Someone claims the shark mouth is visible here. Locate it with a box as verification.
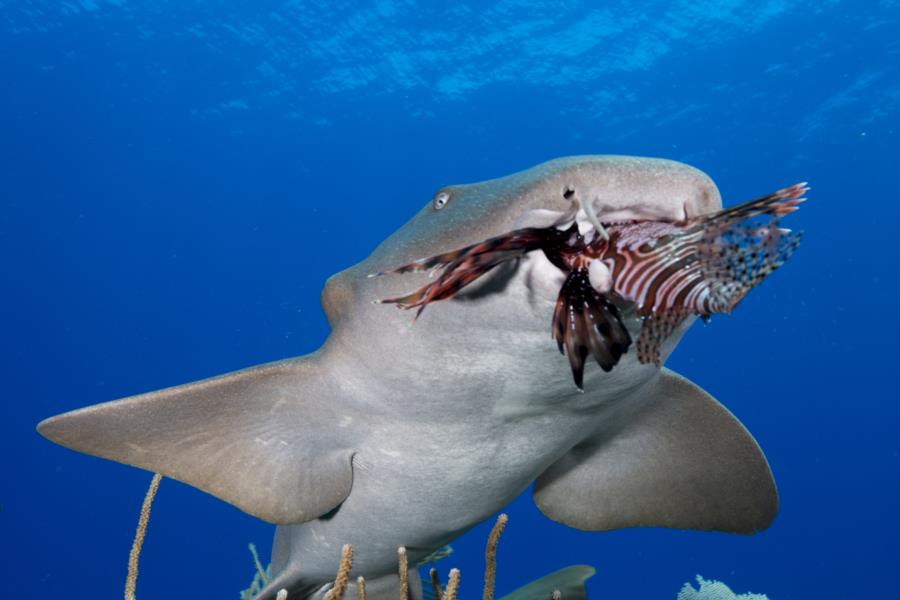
[375,184,807,390]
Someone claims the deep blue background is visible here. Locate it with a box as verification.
[2,1,898,598]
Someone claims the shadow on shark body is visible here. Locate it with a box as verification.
[38,156,780,600]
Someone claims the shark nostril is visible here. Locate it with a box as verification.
[563,187,575,200]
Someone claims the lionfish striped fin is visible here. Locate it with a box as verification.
[610,183,807,365]
[369,246,475,277]
[378,227,561,317]
[552,267,631,390]
[635,310,689,366]
[689,182,806,315]
[371,227,557,277]
[699,182,807,227]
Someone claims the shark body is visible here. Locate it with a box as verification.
[38,156,779,599]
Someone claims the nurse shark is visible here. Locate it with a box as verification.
[38,156,796,600]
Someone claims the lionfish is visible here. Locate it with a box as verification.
[375,184,806,389]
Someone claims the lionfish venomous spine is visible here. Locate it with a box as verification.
[375,184,806,389]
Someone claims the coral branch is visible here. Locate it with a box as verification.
[442,569,461,600]
[124,472,163,600]
[249,543,269,585]
[430,567,443,600]
[398,546,409,600]
[483,514,508,600]
[323,544,354,600]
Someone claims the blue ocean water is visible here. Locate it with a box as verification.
[2,1,898,598]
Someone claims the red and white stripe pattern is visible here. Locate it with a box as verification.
[598,183,806,363]
[376,183,807,386]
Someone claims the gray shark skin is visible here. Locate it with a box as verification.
[38,156,778,600]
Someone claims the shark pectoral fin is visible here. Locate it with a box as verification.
[37,358,355,525]
[498,566,595,600]
[533,368,778,534]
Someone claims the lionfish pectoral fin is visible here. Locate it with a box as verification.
[376,227,560,316]
[703,182,808,227]
[552,267,632,389]
[693,188,805,315]
[370,245,481,278]
[636,310,690,366]
[621,184,807,363]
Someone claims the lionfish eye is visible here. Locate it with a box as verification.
[433,191,450,210]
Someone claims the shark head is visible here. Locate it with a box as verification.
[322,155,722,404]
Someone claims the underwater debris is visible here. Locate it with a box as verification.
[418,545,454,566]
[677,576,769,600]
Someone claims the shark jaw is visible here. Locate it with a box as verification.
[513,192,694,237]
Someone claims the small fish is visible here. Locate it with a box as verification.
[377,183,806,389]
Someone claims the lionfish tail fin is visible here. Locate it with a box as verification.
[552,267,631,389]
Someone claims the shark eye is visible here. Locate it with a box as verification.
[433,191,450,210]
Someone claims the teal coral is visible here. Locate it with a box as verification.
[241,543,272,600]
[677,576,769,600]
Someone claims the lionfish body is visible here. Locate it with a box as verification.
[379,183,806,389]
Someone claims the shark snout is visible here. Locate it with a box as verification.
[509,157,722,237]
